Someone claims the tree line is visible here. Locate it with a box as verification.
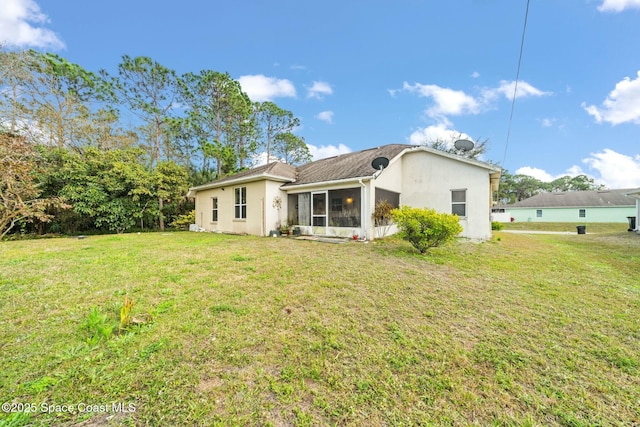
[1,48,606,238]
[496,170,605,205]
[1,49,311,238]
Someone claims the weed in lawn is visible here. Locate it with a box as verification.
[139,338,167,361]
[24,376,57,393]
[119,294,134,332]
[153,300,174,314]
[84,306,116,343]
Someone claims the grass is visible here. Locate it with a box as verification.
[501,221,629,233]
[0,231,639,426]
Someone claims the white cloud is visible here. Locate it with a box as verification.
[402,82,481,119]
[514,166,557,182]
[237,74,296,102]
[307,143,351,160]
[471,71,480,78]
[541,118,555,127]
[598,0,640,12]
[516,149,640,188]
[315,110,334,124]
[400,80,548,121]
[408,123,473,147]
[483,80,552,101]
[306,81,333,99]
[0,0,64,49]
[582,149,640,188]
[582,71,640,125]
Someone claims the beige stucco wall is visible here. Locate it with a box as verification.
[194,180,288,236]
[396,151,494,240]
[192,150,496,240]
[264,180,289,233]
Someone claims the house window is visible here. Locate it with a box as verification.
[234,187,246,219]
[536,209,542,218]
[212,197,218,222]
[579,209,586,218]
[451,190,466,217]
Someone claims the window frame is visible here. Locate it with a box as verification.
[234,187,247,220]
[451,189,467,217]
[579,209,586,218]
[536,209,542,218]
[212,197,218,222]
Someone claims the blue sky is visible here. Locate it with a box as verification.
[2,0,640,188]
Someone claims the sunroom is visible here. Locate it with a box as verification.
[285,186,400,238]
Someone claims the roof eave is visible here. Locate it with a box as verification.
[281,176,373,190]
[187,173,294,196]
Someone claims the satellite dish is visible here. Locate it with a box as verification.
[454,139,475,151]
[371,156,389,171]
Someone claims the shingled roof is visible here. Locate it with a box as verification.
[187,161,297,195]
[287,144,412,186]
[188,143,500,195]
[508,189,636,208]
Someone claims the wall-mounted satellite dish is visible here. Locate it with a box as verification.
[454,139,475,151]
[371,156,389,171]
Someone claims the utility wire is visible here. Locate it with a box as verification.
[502,0,531,167]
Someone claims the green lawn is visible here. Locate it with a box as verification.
[501,221,630,233]
[1,231,639,426]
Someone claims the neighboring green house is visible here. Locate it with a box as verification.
[505,189,636,223]
[626,189,640,233]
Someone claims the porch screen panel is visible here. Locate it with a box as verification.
[312,193,326,226]
[375,188,400,208]
[298,193,311,226]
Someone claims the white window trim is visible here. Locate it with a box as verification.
[451,189,467,218]
[234,187,247,220]
[211,197,218,222]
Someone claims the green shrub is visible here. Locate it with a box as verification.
[169,210,195,230]
[492,221,504,231]
[390,206,463,254]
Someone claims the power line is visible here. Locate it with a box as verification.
[502,0,531,167]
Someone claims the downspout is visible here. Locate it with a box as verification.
[261,197,265,237]
[359,179,367,240]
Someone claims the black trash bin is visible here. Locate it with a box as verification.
[627,216,636,232]
[576,225,586,235]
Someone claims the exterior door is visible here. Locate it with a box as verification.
[312,191,327,226]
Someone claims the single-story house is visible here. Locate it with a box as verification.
[625,189,640,233]
[187,144,502,240]
[504,188,636,223]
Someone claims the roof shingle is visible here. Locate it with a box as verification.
[188,143,500,194]
[289,144,412,186]
[507,189,636,208]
